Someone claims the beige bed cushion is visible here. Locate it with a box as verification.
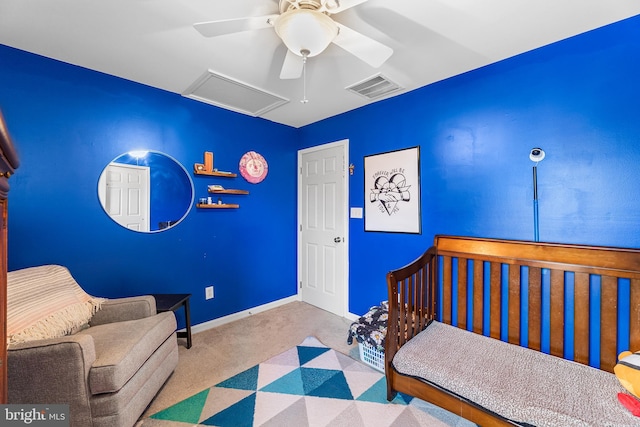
[392,321,638,427]
[7,265,105,345]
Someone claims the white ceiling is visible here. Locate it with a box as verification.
[1,0,639,128]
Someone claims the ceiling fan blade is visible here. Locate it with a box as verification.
[325,0,369,14]
[280,50,304,79]
[332,23,393,68]
[193,15,277,38]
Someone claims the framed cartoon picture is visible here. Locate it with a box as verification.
[364,146,421,233]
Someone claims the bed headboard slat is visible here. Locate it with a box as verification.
[549,269,564,359]
[442,256,453,325]
[490,263,502,340]
[600,276,618,371]
[507,266,520,345]
[458,259,468,330]
[525,266,541,352]
[629,278,640,354]
[573,272,590,366]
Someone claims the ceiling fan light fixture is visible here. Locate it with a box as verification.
[274,9,338,57]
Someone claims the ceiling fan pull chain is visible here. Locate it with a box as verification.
[301,49,310,104]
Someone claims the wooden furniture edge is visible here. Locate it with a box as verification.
[390,366,519,426]
[193,170,237,178]
[196,203,240,209]
[0,110,18,404]
[433,235,640,278]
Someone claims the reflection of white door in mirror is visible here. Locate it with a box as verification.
[98,150,194,233]
[98,163,150,232]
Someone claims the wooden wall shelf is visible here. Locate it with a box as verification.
[196,203,240,209]
[208,189,249,195]
[194,153,246,209]
[194,170,237,178]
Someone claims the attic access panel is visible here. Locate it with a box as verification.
[183,70,289,117]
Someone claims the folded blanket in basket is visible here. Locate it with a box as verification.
[347,301,388,351]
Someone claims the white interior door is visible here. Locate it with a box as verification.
[298,140,348,316]
[98,163,150,232]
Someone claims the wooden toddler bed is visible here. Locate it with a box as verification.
[385,235,640,426]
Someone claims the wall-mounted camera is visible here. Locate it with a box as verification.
[529,148,545,162]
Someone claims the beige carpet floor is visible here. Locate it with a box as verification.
[137,301,480,427]
[138,301,357,423]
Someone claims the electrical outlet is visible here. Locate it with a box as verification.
[205,286,214,300]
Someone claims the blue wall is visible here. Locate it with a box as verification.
[0,45,299,328]
[2,14,639,322]
[299,15,640,315]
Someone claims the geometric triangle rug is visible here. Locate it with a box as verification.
[139,337,476,427]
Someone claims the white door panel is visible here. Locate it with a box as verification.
[298,140,348,316]
[98,163,150,232]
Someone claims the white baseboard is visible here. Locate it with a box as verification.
[344,312,360,322]
[181,295,300,334]
[177,295,362,335]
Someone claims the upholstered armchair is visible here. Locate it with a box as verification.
[6,265,178,427]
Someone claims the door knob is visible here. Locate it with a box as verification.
[334,237,342,243]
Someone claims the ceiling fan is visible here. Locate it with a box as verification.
[193,0,393,80]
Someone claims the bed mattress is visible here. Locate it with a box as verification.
[392,321,639,427]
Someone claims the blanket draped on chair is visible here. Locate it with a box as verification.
[7,265,105,345]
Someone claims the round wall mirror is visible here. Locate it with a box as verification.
[98,150,194,233]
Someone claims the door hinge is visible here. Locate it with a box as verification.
[299,281,302,289]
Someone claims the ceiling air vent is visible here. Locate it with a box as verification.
[183,70,289,117]
[346,74,402,100]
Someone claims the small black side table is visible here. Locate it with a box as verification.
[152,293,192,349]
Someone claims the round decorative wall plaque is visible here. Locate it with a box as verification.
[239,151,268,184]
